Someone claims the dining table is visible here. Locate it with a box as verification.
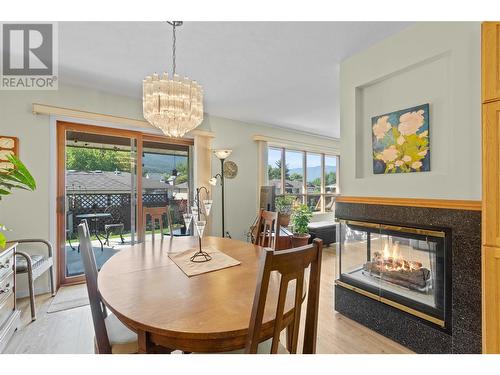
[97,235,299,353]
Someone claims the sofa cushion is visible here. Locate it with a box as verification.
[308,221,337,245]
[308,221,336,230]
[15,254,45,273]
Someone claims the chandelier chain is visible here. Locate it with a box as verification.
[172,22,176,76]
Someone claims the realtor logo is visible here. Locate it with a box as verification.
[1,23,58,90]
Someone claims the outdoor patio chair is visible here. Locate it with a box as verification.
[103,205,125,246]
[66,210,78,251]
[14,239,56,321]
[143,206,168,241]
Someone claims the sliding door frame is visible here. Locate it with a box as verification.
[56,121,193,286]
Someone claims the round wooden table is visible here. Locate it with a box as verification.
[98,236,298,353]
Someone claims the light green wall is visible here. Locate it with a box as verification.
[203,116,338,241]
[0,85,145,295]
[340,22,481,200]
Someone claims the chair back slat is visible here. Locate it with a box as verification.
[78,221,111,354]
[245,238,323,354]
[270,274,290,353]
[303,240,323,354]
[253,209,279,250]
[245,249,272,354]
[290,270,304,353]
[165,205,175,237]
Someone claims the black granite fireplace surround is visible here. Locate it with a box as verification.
[335,201,481,354]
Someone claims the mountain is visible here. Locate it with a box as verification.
[289,165,336,180]
[142,153,187,173]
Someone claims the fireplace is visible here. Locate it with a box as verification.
[337,220,450,329]
[334,200,482,354]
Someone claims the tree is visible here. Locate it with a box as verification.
[268,165,280,180]
[325,171,336,186]
[289,172,303,181]
[277,160,290,179]
[309,177,321,193]
[174,162,188,184]
[163,161,189,185]
[66,147,131,172]
[267,160,290,180]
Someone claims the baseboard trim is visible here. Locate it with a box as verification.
[15,285,52,299]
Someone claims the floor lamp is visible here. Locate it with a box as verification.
[209,149,232,237]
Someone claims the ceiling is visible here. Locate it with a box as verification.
[59,22,412,138]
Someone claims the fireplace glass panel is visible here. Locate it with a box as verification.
[338,220,446,321]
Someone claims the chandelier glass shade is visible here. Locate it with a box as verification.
[143,22,204,138]
[143,73,203,138]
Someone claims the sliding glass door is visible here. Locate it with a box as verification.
[57,123,193,285]
[141,139,190,239]
[61,128,139,282]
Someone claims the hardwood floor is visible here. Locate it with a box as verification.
[4,247,412,354]
[4,287,94,354]
[313,247,411,354]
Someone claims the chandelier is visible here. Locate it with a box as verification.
[143,21,204,138]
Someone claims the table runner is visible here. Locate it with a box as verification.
[168,246,241,277]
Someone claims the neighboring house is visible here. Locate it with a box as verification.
[66,170,189,198]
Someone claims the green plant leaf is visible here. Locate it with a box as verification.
[0,155,36,196]
[291,204,312,234]
[8,155,36,186]
[0,188,12,195]
[0,232,5,248]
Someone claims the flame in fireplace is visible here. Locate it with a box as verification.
[362,236,432,291]
[379,239,420,272]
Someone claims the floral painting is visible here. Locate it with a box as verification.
[372,104,430,174]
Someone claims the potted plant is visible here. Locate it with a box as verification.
[0,155,36,247]
[275,195,296,227]
[291,204,312,247]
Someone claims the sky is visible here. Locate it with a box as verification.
[268,148,336,170]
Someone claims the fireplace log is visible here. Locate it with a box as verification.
[363,261,431,289]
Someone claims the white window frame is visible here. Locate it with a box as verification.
[267,146,340,213]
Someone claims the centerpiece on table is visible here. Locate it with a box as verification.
[189,186,213,263]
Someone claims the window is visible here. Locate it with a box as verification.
[267,147,282,196]
[267,147,339,213]
[324,155,338,212]
[306,153,322,212]
[284,150,304,195]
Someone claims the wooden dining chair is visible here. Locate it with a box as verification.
[245,238,323,354]
[208,238,323,354]
[253,209,279,250]
[78,221,138,354]
[165,204,189,237]
[143,206,168,240]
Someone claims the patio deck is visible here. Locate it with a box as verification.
[65,236,133,277]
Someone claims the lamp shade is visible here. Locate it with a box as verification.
[208,177,217,186]
[213,149,232,160]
